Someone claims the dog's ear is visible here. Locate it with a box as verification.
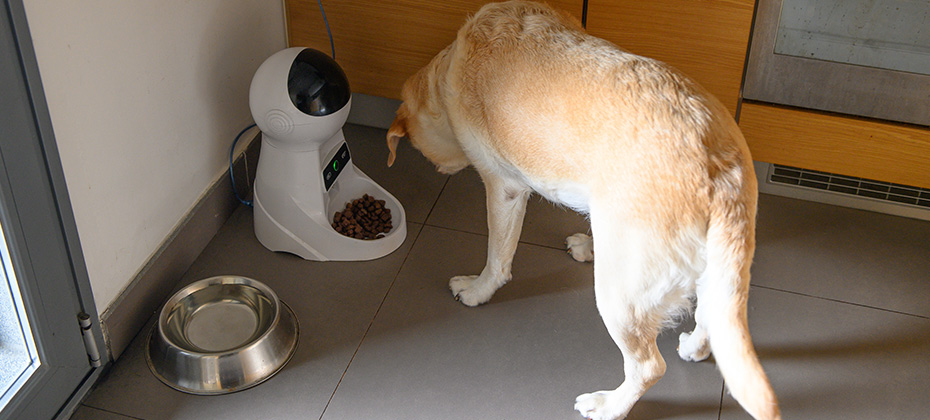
[386,107,408,167]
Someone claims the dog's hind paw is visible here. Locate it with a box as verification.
[566,233,594,262]
[677,332,711,362]
[450,275,496,307]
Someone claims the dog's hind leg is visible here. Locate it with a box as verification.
[677,319,711,362]
[450,171,530,306]
[678,275,711,362]
[575,307,665,420]
[575,287,667,420]
[575,222,669,420]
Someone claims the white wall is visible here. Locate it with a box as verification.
[22,1,287,312]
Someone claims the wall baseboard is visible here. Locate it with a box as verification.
[99,131,261,360]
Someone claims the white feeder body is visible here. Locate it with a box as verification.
[249,47,406,261]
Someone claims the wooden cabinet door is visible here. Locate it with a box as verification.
[740,102,930,189]
[585,0,754,116]
[286,0,584,100]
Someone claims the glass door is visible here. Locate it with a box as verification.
[0,1,104,419]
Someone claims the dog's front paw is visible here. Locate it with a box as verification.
[566,233,593,262]
[449,275,496,307]
[575,391,628,420]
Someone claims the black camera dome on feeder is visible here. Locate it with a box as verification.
[287,49,350,117]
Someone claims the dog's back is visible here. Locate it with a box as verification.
[447,2,752,222]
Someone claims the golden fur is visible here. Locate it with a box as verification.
[387,2,780,419]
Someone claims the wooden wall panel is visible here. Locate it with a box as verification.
[585,0,754,116]
[740,102,930,189]
[286,0,584,100]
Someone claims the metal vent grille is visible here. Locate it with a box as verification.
[769,165,930,209]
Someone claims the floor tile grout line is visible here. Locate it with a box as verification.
[750,284,930,320]
[318,168,446,419]
[77,403,146,420]
[402,223,925,321]
[420,223,487,239]
[717,380,725,420]
[317,224,426,420]
[420,175,452,226]
[418,176,585,253]
[419,222,577,254]
[421,212,927,321]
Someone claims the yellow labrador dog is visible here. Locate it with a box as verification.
[386,2,780,419]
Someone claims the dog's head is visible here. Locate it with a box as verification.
[387,49,469,175]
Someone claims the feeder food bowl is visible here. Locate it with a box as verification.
[145,276,298,395]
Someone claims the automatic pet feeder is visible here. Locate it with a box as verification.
[249,47,406,261]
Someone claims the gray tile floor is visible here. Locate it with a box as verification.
[73,124,930,420]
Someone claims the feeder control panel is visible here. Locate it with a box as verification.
[323,142,351,191]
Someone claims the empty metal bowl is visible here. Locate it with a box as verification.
[145,276,298,395]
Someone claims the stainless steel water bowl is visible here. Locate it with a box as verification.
[146,276,298,395]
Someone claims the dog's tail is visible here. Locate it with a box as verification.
[701,159,781,420]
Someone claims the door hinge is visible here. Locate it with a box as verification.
[77,312,102,367]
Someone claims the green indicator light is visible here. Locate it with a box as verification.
[333,161,340,171]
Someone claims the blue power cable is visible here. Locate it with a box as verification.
[230,4,332,207]
[229,123,257,207]
[318,0,336,59]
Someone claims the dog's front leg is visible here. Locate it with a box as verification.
[450,173,530,306]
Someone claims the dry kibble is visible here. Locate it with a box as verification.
[331,194,393,240]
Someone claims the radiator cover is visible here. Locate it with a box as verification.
[754,162,930,221]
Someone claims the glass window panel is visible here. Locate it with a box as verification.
[0,224,37,406]
[775,0,930,76]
